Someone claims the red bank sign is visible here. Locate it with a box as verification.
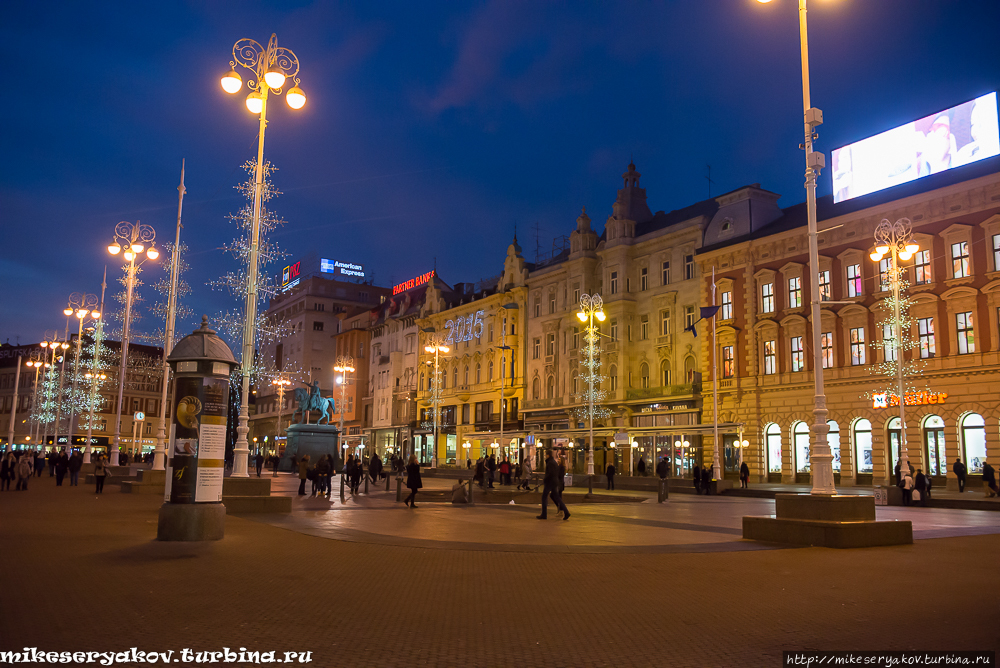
[393,270,435,295]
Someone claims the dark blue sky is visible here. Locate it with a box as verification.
[2,1,998,346]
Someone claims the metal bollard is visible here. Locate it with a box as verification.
[468,478,474,505]
[385,473,391,491]
[658,477,669,503]
[396,477,403,502]
[364,473,369,494]
[340,473,345,500]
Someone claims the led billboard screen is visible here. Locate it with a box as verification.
[832,92,999,203]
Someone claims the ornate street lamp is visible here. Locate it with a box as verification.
[220,33,307,478]
[271,376,291,476]
[334,356,356,452]
[869,217,919,482]
[576,293,606,476]
[108,220,158,464]
[63,292,100,452]
[38,333,69,448]
[423,340,450,468]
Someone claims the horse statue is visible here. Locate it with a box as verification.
[291,380,334,425]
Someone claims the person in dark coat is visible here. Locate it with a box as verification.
[894,459,902,486]
[475,458,486,487]
[34,451,44,477]
[314,455,331,497]
[68,451,83,486]
[537,450,569,520]
[486,455,497,488]
[656,457,668,479]
[404,454,422,507]
[297,454,310,496]
[54,449,69,486]
[1,452,16,491]
[47,450,56,476]
[953,458,967,493]
[739,461,750,489]
[983,461,998,498]
[914,469,927,506]
[254,452,264,477]
[637,457,646,476]
[351,455,363,493]
[692,464,702,494]
[701,466,711,495]
[92,455,108,494]
[605,462,616,490]
[369,453,383,483]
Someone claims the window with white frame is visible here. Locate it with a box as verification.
[684,254,695,280]
[533,297,540,318]
[609,271,619,295]
[661,260,671,285]
[788,277,802,308]
[918,317,935,358]
[640,314,649,340]
[878,258,891,292]
[573,287,580,305]
[883,323,897,362]
[818,270,831,301]
[821,331,834,368]
[661,361,671,386]
[957,311,974,354]
[761,282,775,313]
[847,264,863,297]
[850,327,866,365]
[722,345,734,378]
[791,336,804,372]
[684,306,695,329]
[532,338,540,360]
[572,327,579,350]
[661,310,671,336]
[914,250,932,284]
[549,292,556,314]
[640,267,648,291]
[952,241,970,278]
[763,340,777,375]
[720,291,732,320]
[610,319,618,341]
[545,333,555,356]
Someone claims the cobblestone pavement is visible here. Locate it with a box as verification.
[2,474,999,668]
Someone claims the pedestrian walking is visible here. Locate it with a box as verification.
[894,459,902,486]
[692,464,702,494]
[983,461,998,498]
[605,461,616,490]
[637,457,646,476]
[519,456,533,491]
[254,452,264,477]
[739,461,750,489]
[54,449,69,486]
[315,455,331,497]
[1,451,17,491]
[16,452,33,491]
[47,450,56,476]
[369,453,383,484]
[475,457,485,488]
[404,454,422,508]
[537,450,569,520]
[93,455,108,494]
[499,458,511,485]
[901,469,914,506]
[487,454,497,488]
[701,466,711,495]
[953,458,967,493]
[34,450,44,477]
[297,454,310,496]
[914,469,927,506]
[656,456,668,479]
[68,450,83,486]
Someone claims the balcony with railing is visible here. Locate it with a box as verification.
[624,383,700,401]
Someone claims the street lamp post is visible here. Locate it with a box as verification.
[39,334,67,448]
[25,354,43,445]
[64,293,100,452]
[272,376,290,476]
[758,0,835,495]
[82,271,108,464]
[107,221,159,465]
[334,356,355,457]
[869,217,919,482]
[153,161,187,472]
[576,294,606,476]
[220,34,307,478]
[495,302,518,469]
[5,353,22,453]
[423,341,449,468]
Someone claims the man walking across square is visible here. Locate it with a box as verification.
[537,450,569,521]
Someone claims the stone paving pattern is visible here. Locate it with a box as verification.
[2,474,999,667]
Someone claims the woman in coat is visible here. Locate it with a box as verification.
[16,452,33,491]
[1,452,16,491]
[404,454,422,508]
[739,461,750,489]
[297,454,311,496]
[92,455,108,494]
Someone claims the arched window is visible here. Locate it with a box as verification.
[793,421,810,473]
[420,373,424,391]
[609,365,618,392]
[827,420,841,472]
[887,416,903,469]
[463,366,469,386]
[765,423,782,473]
[923,414,946,476]
[475,363,481,384]
[532,377,540,400]
[487,360,493,382]
[961,412,986,473]
[546,376,555,399]
[684,356,696,383]
[853,419,873,474]
[661,360,671,387]
[640,362,649,389]
[571,372,578,395]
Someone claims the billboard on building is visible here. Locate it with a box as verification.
[320,258,365,279]
[832,92,999,203]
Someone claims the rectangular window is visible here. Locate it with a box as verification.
[720,291,733,320]
[722,346,734,378]
[626,325,632,342]
[533,298,540,318]
[640,267,648,291]
[610,319,618,341]
[761,282,774,313]
[878,258,891,292]
[791,336,804,372]
[660,310,671,336]
[821,332,834,369]
[312,321,324,331]
[640,315,649,340]
[532,338,540,360]
[549,293,556,313]
[850,327,866,365]
[882,323,897,362]
[957,311,974,354]
[609,271,618,295]
[661,261,671,285]
[847,264,862,297]
[818,270,831,301]
[918,317,935,359]
[545,333,555,356]
[573,287,580,305]
[572,327,579,350]
[914,250,932,285]
[952,241,970,278]
[684,306,695,329]
[684,254,695,280]
[763,340,777,375]
[788,276,802,308]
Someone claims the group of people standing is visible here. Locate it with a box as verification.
[470,454,521,488]
[1,448,112,493]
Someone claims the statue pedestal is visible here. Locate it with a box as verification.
[280,423,340,472]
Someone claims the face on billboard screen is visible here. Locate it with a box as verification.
[832,92,1000,203]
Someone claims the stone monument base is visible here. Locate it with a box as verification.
[279,423,340,472]
[157,503,226,541]
[742,493,912,548]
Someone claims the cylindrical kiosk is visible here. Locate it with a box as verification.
[157,316,237,541]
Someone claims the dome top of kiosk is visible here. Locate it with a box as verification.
[168,315,237,365]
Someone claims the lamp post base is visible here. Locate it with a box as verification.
[743,494,912,548]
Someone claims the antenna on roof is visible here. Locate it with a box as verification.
[706,164,716,198]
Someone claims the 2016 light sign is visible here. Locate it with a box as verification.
[445,310,485,344]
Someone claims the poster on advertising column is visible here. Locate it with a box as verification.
[169,376,229,504]
[195,377,228,502]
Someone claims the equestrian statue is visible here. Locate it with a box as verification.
[291,380,334,425]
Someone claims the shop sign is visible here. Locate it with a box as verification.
[872,391,948,409]
[393,270,435,295]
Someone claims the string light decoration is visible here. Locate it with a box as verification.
[573,293,612,476]
[144,241,194,346]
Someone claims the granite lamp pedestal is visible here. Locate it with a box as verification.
[279,423,340,472]
[743,494,912,548]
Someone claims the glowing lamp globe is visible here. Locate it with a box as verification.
[91,312,101,319]
[220,68,242,94]
[130,243,144,254]
[898,251,913,261]
[245,91,263,114]
[905,243,920,254]
[146,246,159,260]
[63,308,74,316]
[595,311,607,322]
[285,85,306,109]
[124,251,135,261]
[576,311,587,322]
[263,66,286,90]
[108,243,121,255]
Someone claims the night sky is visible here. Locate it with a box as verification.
[2,1,998,347]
